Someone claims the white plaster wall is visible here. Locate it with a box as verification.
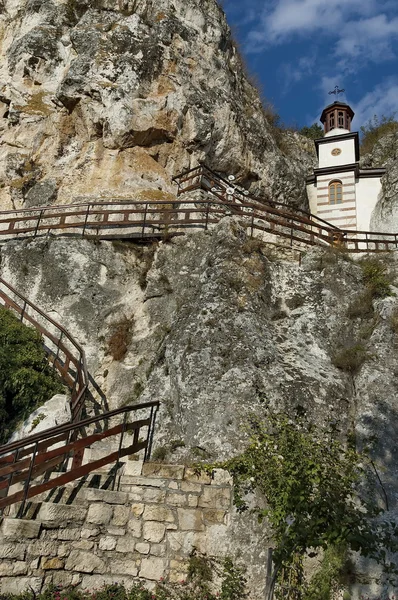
[306,183,318,215]
[318,137,356,169]
[356,177,383,232]
[325,128,350,138]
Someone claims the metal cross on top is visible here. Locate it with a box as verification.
[329,85,345,99]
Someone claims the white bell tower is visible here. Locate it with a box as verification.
[306,98,385,232]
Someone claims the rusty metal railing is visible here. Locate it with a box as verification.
[0,401,159,517]
[0,278,88,421]
[173,164,398,253]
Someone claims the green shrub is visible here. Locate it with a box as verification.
[360,257,392,299]
[360,114,398,155]
[332,343,367,373]
[304,545,348,600]
[0,307,64,444]
[346,290,374,319]
[299,123,324,140]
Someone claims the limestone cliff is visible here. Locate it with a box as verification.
[2,223,398,597]
[0,0,314,211]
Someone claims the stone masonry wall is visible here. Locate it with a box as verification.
[0,463,268,598]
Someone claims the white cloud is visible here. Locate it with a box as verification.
[245,0,398,67]
[352,78,398,128]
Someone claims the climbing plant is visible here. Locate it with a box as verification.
[205,411,398,599]
[0,307,64,444]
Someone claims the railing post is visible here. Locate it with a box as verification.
[205,202,210,230]
[265,548,274,600]
[82,204,91,237]
[144,404,158,462]
[17,441,39,519]
[142,203,148,238]
[54,331,64,371]
[112,412,128,491]
[34,210,44,238]
[20,301,27,322]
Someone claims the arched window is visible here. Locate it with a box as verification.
[338,111,345,127]
[329,180,343,204]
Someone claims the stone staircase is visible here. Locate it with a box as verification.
[0,462,234,594]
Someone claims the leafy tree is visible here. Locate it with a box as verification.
[0,307,64,444]
[299,123,324,140]
[210,411,398,599]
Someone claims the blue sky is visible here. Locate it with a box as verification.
[221,0,398,131]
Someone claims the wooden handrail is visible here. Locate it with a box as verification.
[0,278,88,421]
[0,401,159,514]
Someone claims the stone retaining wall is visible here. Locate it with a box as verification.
[0,464,268,597]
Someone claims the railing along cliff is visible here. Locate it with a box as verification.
[0,165,396,252]
[0,401,159,517]
[0,277,87,421]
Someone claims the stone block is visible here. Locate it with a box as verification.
[127,519,142,538]
[135,542,150,554]
[80,575,135,590]
[79,488,128,505]
[57,544,70,558]
[150,544,166,557]
[81,528,100,539]
[52,572,73,588]
[28,540,58,557]
[112,505,130,526]
[187,495,199,508]
[166,492,187,506]
[129,477,166,488]
[203,509,227,524]
[127,487,144,501]
[141,488,166,503]
[124,459,143,477]
[184,468,211,484]
[143,505,174,522]
[177,508,204,531]
[142,463,185,479]
[0,577,43,594]
[65,550,106,574]
[0,543,25,560]
[198,486,231,509]
[211,469,233,486]
[110,558,139,576]
[13,562,28,576]
[107,527,126,536]
[75,540,94,550]
[1,518,41,539]
[0,563,14,576]
[170,559,189,573]
[99,536,117,551]
[143,521,166,543]
[168,481,179,490]
[42,557,65,570]
[30,558,40,570]
[38,503,87,524]
[131,503,145,517]
[180,481,203,493]
[116,535,136,553]
[87,503,113,525]
[57,528,81,541]
[139,557,166,580]
[168,531,206,555]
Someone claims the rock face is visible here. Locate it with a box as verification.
[361,132,398,232]
[2,222,398,596]
[8,393,71,443]
[0,0,315,211]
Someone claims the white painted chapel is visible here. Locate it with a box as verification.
[306,101,386,232]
